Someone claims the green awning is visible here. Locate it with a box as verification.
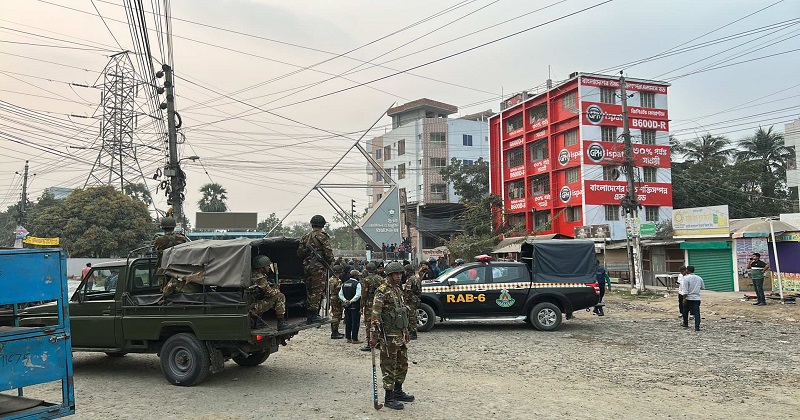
[679,241,731,250]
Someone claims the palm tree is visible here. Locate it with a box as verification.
[198,183,228,212]
[682,133,732,166]
[735,126,792,198]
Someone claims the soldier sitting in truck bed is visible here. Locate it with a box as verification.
[249,255,288,331]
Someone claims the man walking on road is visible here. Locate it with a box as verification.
[676,266,688,318]
[748,253,769,306]
[81,263,94,290]
[682,266,705,331]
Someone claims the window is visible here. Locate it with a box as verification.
[463,159,474,167]
[603,166,620,181]
[788,146,797,170]
[375,193,382,201]
[601,126,618,142]
[430,132,446,148]
[643,167,657,182]
[533,210,551,230]
[562,91,576,110]
[507,180,525,199]
[131,265,159,293]
[430,157,446,168]
[645,206,659,221]
[397,139,405,156]
[452,266,488,285]
[565,206,581,222]
[375,149,382,160]
[605,205,621,221]
[529,140,549,161]
[507,213,526,229]
[506,115,523,132]
[566,167,580,184]
[384,145,392,160]
[640,92,655,108]
[463,134,473,146]
[375,171,383,182]
[600,88,616,104]
[641,129,656,145]
[507,147,524,168]
[430,184,446,200]
[530,174,550,196]
[398,163,406,180]
[385,168,392,178]
[529,104,547,122]
[491,265,526,283]
[565,129,578,146]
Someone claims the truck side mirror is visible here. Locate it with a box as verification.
[447,279,457,286]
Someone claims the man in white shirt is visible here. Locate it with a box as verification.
[676,266,687,318]
[339,270,363,344]
[682,266,705,331]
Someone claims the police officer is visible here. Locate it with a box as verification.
[359,262,384,351]
[369,262,415,410]
[297,215,333,324]
[155,217,190,294]
[403,264,422,340]
[328,265,345,339]
[249,255,288,331]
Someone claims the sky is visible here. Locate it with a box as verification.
[1,0,799,228]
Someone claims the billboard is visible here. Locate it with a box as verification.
[584,181,672,206]
[195,212,258,229]
[356,186,402,249]
[672,205,730,238]
[581,102,669,131]
[582,141,671,168]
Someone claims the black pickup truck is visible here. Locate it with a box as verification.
[417,240,600,332]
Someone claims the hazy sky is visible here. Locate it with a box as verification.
[1,0,798,227]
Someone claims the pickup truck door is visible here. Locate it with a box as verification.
[70,266,124,348]
[486,264,530,316]
[439,266,493,315]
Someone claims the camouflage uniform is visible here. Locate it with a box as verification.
[371,281,410,391]
[361,273,383,327]
[328,273,343,333]
[249,271,286,317]
[403,273,422,334]
[297,227,333,313]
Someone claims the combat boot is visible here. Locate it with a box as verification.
[252,315,268,329]
[306,310,326,324]
[393,383,415,402]
[596,306,605,317]
[410,331,418,340]
[276,318,289,331]
[330,325,344,339]
[384,390,404,410]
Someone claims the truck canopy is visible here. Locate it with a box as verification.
[161,237,304,288]
[520,240,598,283]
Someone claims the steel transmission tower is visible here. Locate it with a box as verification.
[86,51,141,189]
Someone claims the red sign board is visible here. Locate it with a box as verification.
[529,158,550,174]
[504,135,524,150]
[581,102,669,131]
[508,197,526,211]
[507,165,525,180]
[555,183,583,207]
[583,141,671,168]
[555,143,581,168]
[530,193,552,210]
[580,77,668,94]
[584,181,673,206]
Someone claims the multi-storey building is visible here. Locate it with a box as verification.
[784,119,800,210]
[368,99,490,260]
[489,73,672,240]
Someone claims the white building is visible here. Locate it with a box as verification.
[784,119,800,209]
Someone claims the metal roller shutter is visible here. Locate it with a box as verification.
[688,249,734,292]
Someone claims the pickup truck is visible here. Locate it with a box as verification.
[20,237,327,386]
[417,240,600,332]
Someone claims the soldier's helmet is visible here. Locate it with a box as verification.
[455,258,465,266]
[404,264,414,272]
[366,262,376,272]
[384,261,404,275]
[310,214,326,227]
[160,217,177,229]
[350,269,361,278]
[333,264,343,273]
[252,255,272,269]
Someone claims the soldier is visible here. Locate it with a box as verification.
[369,262,415,410]
[359,262,384,351]
[403,264,422,340]
[155,217,190,295]
[297,214,333,324]
[249,255,288,331]
[328,265,345,339]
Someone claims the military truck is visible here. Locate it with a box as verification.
[20,237,327,386]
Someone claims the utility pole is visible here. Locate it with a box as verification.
[351,199,356,250]
[160,64,185,226]
[620,73,645,293]
[13,161,30,248]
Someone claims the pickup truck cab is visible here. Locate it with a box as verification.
[417,240,600,332]
[21,237,326,386]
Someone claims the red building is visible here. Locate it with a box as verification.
[489,73,672,241]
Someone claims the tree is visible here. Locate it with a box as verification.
[124,182,152,205]
[198,183,228,212]
[439,157,492,202]
[735,126,792,200]
[258,212,289,237]
[682,133,731,166]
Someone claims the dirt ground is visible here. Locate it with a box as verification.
[7,288,800,420]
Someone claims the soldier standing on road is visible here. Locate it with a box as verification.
[249,255,288,331]
[297,215,333,324]
[155,217,190,294]
[360,262,384,351]
[403,264,422,340]
[370,262,415,410]
[328,265,345,339]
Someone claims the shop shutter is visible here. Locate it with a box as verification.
[688,249,734,292]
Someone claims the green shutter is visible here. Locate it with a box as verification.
[687,249,734,292]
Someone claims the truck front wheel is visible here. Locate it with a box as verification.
[233,351,270,367]
[530,302,562,331]
[417,303,435,332]
[160,333,211,386]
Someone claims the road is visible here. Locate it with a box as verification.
[5,289,799,419]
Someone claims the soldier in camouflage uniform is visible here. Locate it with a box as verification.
[297,214,333,324]
[249,255,288,331]
[154,217,191,295]
[328,265,345,339]
[403,264,422,340]
[369,262,415,410]
[359,262,384,351]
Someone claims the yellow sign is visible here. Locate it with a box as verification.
[673,205,730,237]
[446,294,486,303]
[22,236,60,246]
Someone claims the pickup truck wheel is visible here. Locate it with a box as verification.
[105,352,128,357]
[233,351,270,367]
[160,333,210,386]
[530,302,562,331]
[417,303,435,332]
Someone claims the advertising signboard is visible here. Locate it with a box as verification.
[583,141,671,168]
[581,102,669,131]
[580,76,668,93]
[672,205,730,238]
[584,181,672,206]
